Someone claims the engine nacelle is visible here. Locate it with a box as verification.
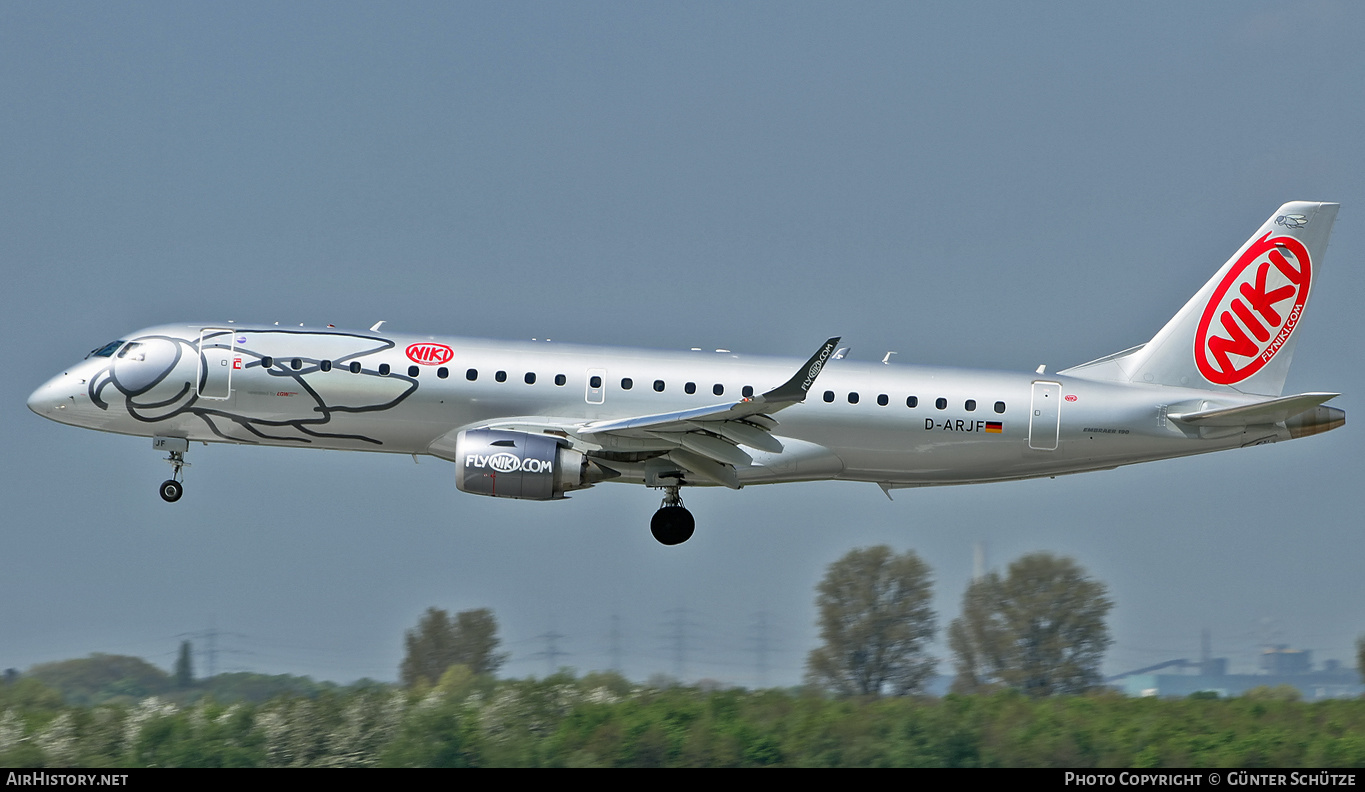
[454,428,593,500]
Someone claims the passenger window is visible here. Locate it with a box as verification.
[713,384,724,396]
[685,382,696,394]
[261,356,274,368]
[621,378,633,390]
[742,385,754,398]
[823,390,835,403]
[292,358,303,370]
[994,401,1006,414]
[350,362,361,374]
[379,363,391,376]
[495,371,507,383]
[877,394,889,406]
[408,365,419,377]
[555,374,566,386]
[935,398,947,410]
[848,392,860,404]
[320,360,332,372]
[965,399,976,411]
[653,380,665,392]
[525,372,536,384]
[590,375,602,388]
[437,367,449,379]
[907,396,919,408]
[466,368,478,381]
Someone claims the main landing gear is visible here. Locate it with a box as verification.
[650,484,695,546]
[155,437,190,503]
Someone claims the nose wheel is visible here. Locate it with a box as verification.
[159,479,184,503]
[650,485,695,545]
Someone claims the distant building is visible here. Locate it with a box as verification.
[1260,645,1312,676]
[1112,647,1363,700]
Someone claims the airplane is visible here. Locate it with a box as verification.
[28,201,1345,545]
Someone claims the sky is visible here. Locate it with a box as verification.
[3,1,1363,688]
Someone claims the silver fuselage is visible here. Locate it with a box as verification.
[28,323,1309,491]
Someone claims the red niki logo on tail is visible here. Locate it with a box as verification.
[1194,233,1311,385]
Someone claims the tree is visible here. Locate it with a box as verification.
[948,552,1112,697]
[175,640,194,688]
[804,545,937,696]
[27,654,173,706]
[400,607,508,688]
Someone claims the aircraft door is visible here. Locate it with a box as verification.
[585,368,606,405]
[197,328,239,400]
[1028,380,1061,451]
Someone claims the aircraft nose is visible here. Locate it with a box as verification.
[28,374,73,417]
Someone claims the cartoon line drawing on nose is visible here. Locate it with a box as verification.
[86,329,419,446]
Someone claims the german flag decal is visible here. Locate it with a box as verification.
[985,422,1003,434]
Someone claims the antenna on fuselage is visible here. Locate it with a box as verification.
[370,321,386,332]
[882,351,897,364]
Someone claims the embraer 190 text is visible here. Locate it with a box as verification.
[29,202,1345,544]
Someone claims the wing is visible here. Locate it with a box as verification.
[575,337,840,488]
[429,337,840,489]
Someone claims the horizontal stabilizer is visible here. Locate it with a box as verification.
[1167,392,1340,427]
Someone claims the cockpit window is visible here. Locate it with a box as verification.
[86,340,126,359]
[116,342,146,361]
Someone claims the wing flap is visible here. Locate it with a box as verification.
[689,420,784,453]
[649,430,753,467]
[666,449,741,489]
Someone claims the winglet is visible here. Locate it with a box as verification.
[760,337,841,405]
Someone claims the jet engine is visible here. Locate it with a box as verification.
[454,428,604,500]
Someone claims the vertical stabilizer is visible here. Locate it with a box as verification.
[1067,202,1337,396]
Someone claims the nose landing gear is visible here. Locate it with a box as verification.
[154,437,190,503]
[650,484,695,546]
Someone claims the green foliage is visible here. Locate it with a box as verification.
[27,654,173,706]
[197,672,337,704]
[379,690,481,767]
[0,677,64,712]
[10,656,1365,767]
[805,546,937,697]
[131,699,265,767]
[949,553,1112,697]
[1243,685,1303,702]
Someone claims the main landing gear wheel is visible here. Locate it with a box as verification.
[651,506,695,546]
[159,480,184,503]
[650,483,694,545]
